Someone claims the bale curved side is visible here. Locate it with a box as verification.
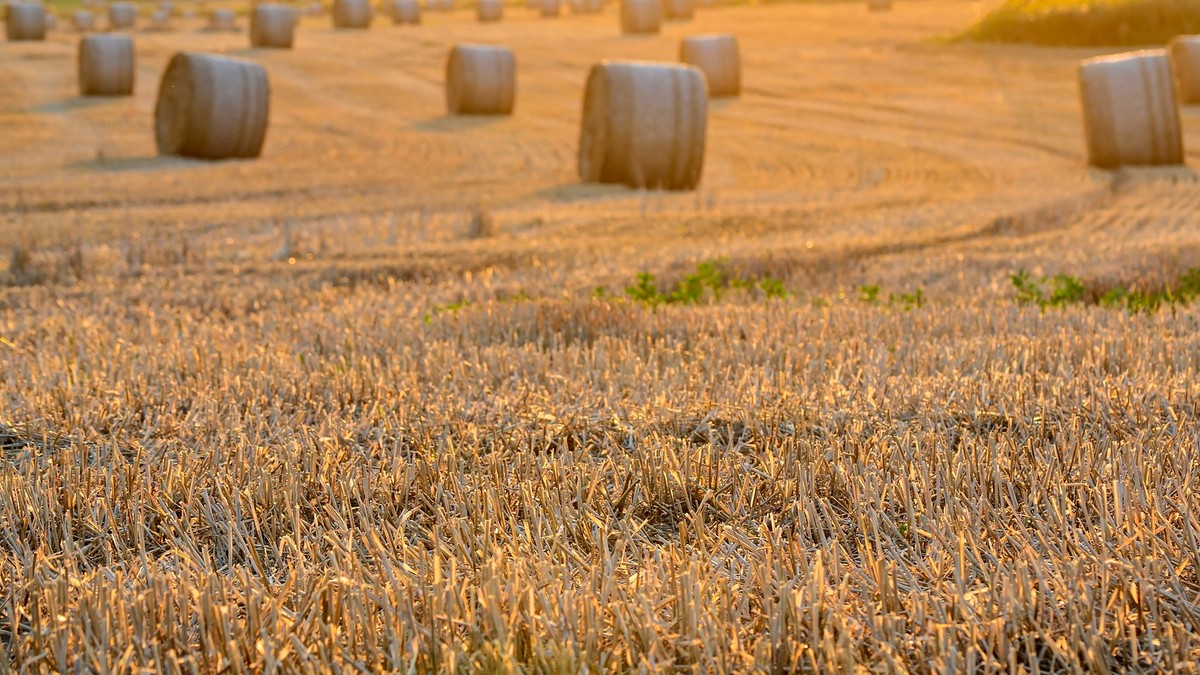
[1170,36,1200,105]
[386,0,419,22]
[107,2,135,29]
[6,3,47,40]
[1079,50,1182,169]
[540,0,559,17]
[147,8,170,29]
[476,0,501,21]
[620,0,659,34]
[208,8,236,31]
[155,52,271,160]
[332,0,371,26]
[250,4,295,47]
[679,33,740,98]
[445,44,516,115]
[79,34,134,96]
[578,61,708,190]
[73,10,94,32]
[662,0,690,19]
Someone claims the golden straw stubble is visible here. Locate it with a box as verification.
[154,52,270,160]
[578,61,708,190]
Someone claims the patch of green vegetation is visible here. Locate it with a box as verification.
[622,259,788,307]
[424,299,471,323]
[855,284,925,310]
[1012,268,1200,312]
[961,0,1200,47]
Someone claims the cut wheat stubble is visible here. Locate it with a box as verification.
[680,33,740,98]
[333,0,371,27]
[1170,36,1200,105]
[6,2,47,40]
[445,44,515,115]
[578,61,707,190]
[620,0,659,34]
[250,4,295,47]
[78,34,134,96]
[154,52,270,160]
[1078,50,1183,169]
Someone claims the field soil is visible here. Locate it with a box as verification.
[2,1,1200,670]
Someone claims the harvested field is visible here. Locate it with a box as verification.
[2,1,1200,670]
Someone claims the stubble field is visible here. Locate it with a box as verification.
[2,0,1200,671]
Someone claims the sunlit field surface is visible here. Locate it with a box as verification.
[3,0,1200,670]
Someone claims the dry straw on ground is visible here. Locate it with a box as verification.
[154,52,270,160]
[679,33,741,98]
[333,0,372,28]
[250,4,295,47]
[107,1,136,28]
[5,2,46,40]
[579,61,708,190]
[78,34,134,97]
[1078,50,1183,169]
[1171,36,1200,104]
[476,0,502,22]
[445,44,516,115]
[620,0,660,34]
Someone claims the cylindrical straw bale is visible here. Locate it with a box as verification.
[662,0,690,19]
[73,10,94,31]
[332,0,370,26]
[570,0,602,13]
[445,44,515,115]
[388,0,418,22]
[476,0,501,21]
[208,8,236,30]
[578,61,708,190]
[107,2,135,28]
[620,0,659,34]
[155,52,270,160]
[867,0,890,11]
[540,0,559,16]
[6,2,47,40]
[1079,50,1183,169]
[147,8,170,29]
[427,0,451,10]
[79,34,134,96]
[679,33,739,97]
[250,4,294,47]
[1170,36,1200,105]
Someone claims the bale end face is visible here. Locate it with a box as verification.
[680,33,740,98]
[578,61,708,191]
[6,3,47,40]
[108,2,136,29]
[155,52,271,160]
[445,44,516,115]
[1078,50,1183,169]
[476,0,502,21]
[1170,36,1200,105]
[79,34,135,96]
[250,4,295,47]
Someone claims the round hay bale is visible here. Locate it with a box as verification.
[387,0,419,23]
[620,0,659,34]
[208,7,236,30]
[73,10,95,32]
[445,44,515,115]
[332,0,371,26]
[1079,50,1182,169]
[6,2,47,40]
[79,34,134,96]
[250,4,294,47]
[569,0,602,14]
[147,8,170,29]
[1170,36,1200,105]
[155,52,270,160]
[540,0,559,16]
[662,0,690,19]
[107,2,135,29]
[679,33,739,98]
[578,61,707,190]
[866,0,890,10]
[426,0,451,10]
[476,0,501,21]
